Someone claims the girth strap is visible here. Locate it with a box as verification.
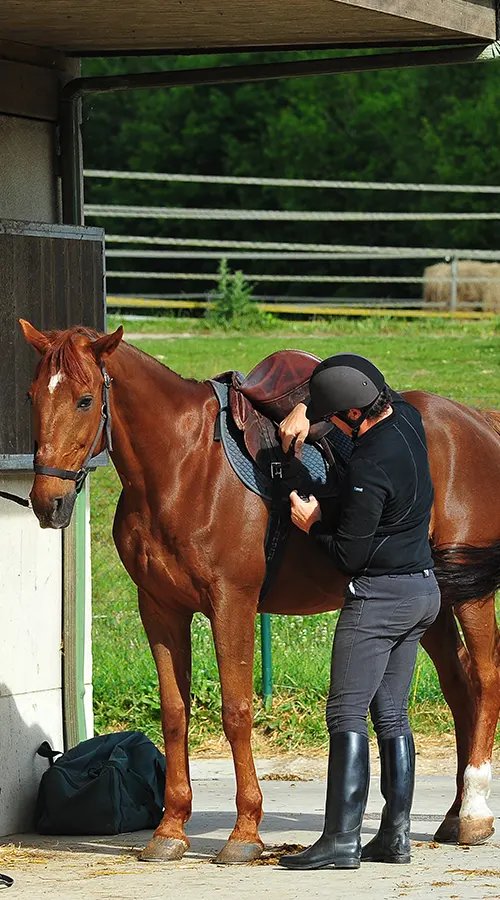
[259,461,292,606]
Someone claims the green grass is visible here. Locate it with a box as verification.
[91,315,500,751]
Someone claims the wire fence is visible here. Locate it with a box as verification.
[84,170,500,315]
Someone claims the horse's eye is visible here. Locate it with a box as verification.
[26,392,33,404]
[77,395,94,410]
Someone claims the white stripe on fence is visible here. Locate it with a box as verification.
[106,271,500,284]
[84,169,500,194]
[103,235,500,260]
[105,248,500,263]
[87,205,500,222]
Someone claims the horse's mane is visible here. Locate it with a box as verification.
[34,326,202,390]
[35,326,100,387]
[476,407,500,439]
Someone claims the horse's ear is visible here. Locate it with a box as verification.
[90,326,124,361]
[19,319,51,354]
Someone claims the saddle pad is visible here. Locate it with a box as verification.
[325,425,354,469]
[209,379,338,501]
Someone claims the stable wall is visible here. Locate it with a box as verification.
[0,45,93,837]
[0,116,57,222]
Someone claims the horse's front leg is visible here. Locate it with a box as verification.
[210,590,264,864]
[455,595,500,845]
[138,589,194,862]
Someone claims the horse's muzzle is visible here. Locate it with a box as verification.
[31,491,77,529]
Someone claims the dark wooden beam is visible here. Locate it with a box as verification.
[61,42,498,102]
[0,0,495,54]
[0,59,59,121]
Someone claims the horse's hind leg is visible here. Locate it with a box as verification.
[138,590,194,862]
[210,592,264,864]
[420,606,475,844]
[454,594,500,845]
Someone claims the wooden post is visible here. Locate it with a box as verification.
[60,90,90,746]
[450,257,458,312]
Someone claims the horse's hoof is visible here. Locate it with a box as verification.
[139,836,189,862]
[214,840,264,865]
[434,814,459,844]
[458,817,495,845]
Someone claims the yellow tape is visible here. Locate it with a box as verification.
[106,297,495,320]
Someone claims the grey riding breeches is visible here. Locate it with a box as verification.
[326,571,441,740]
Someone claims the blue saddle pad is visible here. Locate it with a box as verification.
[209,379,348,502]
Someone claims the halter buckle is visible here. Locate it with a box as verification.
[75,469,87,493]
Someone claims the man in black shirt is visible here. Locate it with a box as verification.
[278,353,441,871]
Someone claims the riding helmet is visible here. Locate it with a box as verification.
[306,353,386,423]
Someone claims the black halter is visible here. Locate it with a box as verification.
[33,362,113,494]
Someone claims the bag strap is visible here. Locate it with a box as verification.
[0,873,13,888]
[36,741,63,767]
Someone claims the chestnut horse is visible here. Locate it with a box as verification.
[21,320,500,864]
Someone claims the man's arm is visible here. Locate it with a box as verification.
[309,459,392,574]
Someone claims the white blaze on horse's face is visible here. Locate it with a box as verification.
[48,371,64,394]
[460,762,493,820]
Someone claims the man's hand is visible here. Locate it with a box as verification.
[279,402,310,457]
[290,490,322,533]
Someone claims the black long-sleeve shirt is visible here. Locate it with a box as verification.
[309,396,434,576]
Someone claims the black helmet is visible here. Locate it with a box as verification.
[306,353,386,424]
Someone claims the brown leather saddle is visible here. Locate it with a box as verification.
[228,349,336,476]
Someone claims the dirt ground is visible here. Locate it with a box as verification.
[2,744,499,900]
[192,733,500,776]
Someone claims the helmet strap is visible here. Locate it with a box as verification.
[336,395,381,440]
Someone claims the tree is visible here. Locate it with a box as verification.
[82,53,500,299]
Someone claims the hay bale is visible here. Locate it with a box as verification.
[423,261,500,312]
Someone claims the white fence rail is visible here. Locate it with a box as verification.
[87,204,500,222]
[85,169,500,194]
[104,235,500,259]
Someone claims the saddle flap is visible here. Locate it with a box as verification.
[243,409,278,465]
[238,350,321,423]
[230,379,252,431]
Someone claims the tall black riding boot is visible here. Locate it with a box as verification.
[361,733,415,864]
[279,731,370,870]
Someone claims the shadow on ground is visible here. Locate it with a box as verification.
[3,809,438,861]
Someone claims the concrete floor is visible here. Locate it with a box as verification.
[2,757,499,900]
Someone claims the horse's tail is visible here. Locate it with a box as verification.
[430,407,500,604]
[432,541,500,604]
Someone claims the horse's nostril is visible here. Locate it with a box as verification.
[54,497,65,514]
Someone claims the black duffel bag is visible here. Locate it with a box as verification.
[35,730,165,835]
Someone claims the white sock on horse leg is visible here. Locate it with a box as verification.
[460,762,493,820]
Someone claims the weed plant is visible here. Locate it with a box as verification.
[204,259,274,331]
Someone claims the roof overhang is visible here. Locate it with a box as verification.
[0,0,496,56]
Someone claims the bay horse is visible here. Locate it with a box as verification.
[20,320,500,864]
